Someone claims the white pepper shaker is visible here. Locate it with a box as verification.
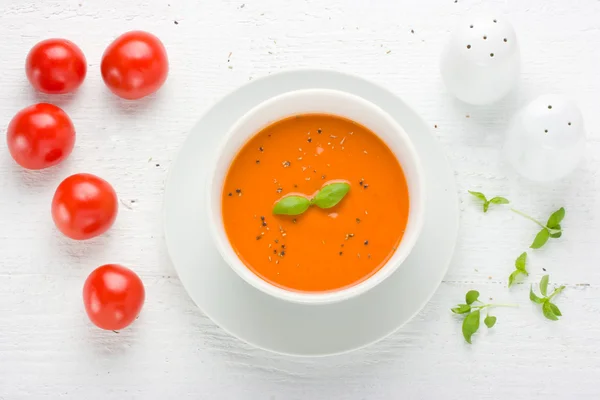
[440,15,520,105]
[504,94,585,182]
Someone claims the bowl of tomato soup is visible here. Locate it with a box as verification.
[208,89,424,305]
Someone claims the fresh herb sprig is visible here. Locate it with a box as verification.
[273,182,350,216]
[530,275,565,321]
[451,290,516,343]
[511,207,565,249]
[508,252,529,288]
[468,191,510,213]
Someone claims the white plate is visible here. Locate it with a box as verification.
[164,69,459,357]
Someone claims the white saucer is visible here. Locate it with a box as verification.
[164,69,459,357]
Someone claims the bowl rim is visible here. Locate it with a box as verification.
[206,88,425,305]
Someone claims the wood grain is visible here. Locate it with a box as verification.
[1,0,599,398]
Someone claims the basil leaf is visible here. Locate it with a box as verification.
[508,270,523,288]
[530,286,544,304]
[542,301,559,321]
[547,207,565,229]
[465,290,479,305]
[540,275,549,297]
[462,310,480,344]
[515,252,528,273]
[549,224,562,238]
[313,182,350,209]
[484,315,497,328]
[530,228,550,249]
[548,302,562,317]
[489,197,510,205]
[468,191,487,203]
[272,195,311,216]
[451,304,471,314]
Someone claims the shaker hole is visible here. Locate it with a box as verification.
[568,122,572,126]
[490,53,495,57]
[467,44,471,49]
[503,38,508,42]
[548,105,553,109]
[544,129,548,133]
[483,35,487,40]
[470,24,474,28]
[493,19,498,23]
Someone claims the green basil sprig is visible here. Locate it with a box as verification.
[272,182,350,216]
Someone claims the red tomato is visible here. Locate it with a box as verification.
[6,103,76,170]
[101,31,168,100]
[52,173,118,240]
[26,39,87,94]
[83,264,145,330]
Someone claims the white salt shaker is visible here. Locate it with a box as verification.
[440,15,520,105]
[504,94,585,182]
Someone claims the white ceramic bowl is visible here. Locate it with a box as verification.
[207,89,425,305]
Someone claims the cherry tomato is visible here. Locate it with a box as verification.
[7,103,76,170]
[83,264,145,330]
[52,173,118,240]
[101,31,168,100]
[26,39,87,94]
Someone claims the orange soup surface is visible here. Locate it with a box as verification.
[222,114,409,292]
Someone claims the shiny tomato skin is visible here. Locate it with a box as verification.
[26,39,87,94]
[83,264,145,330]
[100,31,168,100]
[7,103,76,170]
[52,173,118,240]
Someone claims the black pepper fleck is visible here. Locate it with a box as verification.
[307,138,312,143]
[228,193,233,197]
[276,187,283,193]
[274,239,279,244]
[339,251,343,256]
[155,163,160,167]
[363,184,369,189]
[256,159,260,164]
[260,216,265,221]
[256,236,261,240]
[359,179,364,186]
[280,251,285,257]
[259,146,264,152]
[364,240,369,245]
[281,244,286,249]
[292,219,297,224]
[321,175,326,179]
[356,218,361,223]
[317,129,322,134]
[282,161,291,167]
[293,184,298,188]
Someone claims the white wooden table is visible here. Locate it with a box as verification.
[1,0,599,398]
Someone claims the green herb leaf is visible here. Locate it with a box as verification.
[549,224,562,238]
[508,270,524,287]
[530,286,544,304]
[272,195,311,216]
[468,191,487,203]
[542,301,559,321]
[451,304,471,314]
[548,302,562,317]
[483,202,490,213]
[489,197,510,205]
[462,309,480,344]
[515,252,528,273]
[313,182,350,209]
[465,290,480,305]
[540,275,549,297]
[530,228,550,249]
[547,207,565,229]
[484,315,497,328]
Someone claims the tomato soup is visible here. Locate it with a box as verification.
[221,114,409,292]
